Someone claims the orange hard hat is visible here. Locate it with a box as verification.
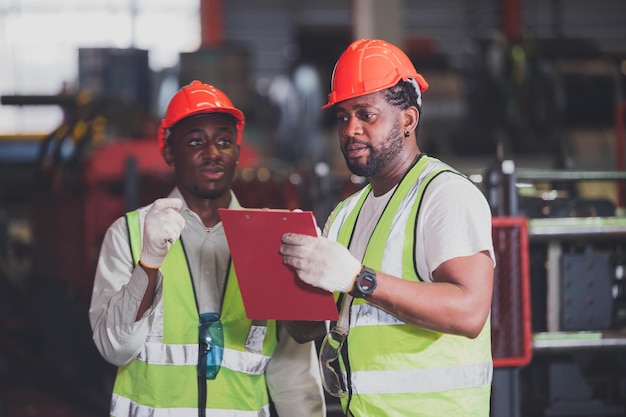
[158,80,245,149]
[322,39,429,109]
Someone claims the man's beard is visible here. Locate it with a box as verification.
[344,121,404,178]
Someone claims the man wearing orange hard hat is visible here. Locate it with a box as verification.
[90,80,326,417]
[281,39,495,416]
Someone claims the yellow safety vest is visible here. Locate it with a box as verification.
[327,155,492,417]
[110,209,278,417]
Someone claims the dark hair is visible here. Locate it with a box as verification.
[383,79,423,140]
[382,79,422,113]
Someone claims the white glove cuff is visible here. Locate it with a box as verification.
[336,259,362,293]
[139,251,164,269]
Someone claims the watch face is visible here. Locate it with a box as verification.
[356,268,377,296]
[358,274,375,293]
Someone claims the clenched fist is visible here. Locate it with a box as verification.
[280,233,362,293]
[139,198,186,268]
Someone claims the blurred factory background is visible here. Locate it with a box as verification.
[1,0,626,416]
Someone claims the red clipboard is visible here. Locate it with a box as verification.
[219,208,339,321]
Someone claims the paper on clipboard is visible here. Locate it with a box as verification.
[219,208,339,321]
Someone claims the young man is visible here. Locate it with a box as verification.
[89,81,325,417]
[280,39,496,416]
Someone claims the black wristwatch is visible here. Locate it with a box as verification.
[349,266,377,298]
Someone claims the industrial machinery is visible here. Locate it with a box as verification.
[484,160,626,416]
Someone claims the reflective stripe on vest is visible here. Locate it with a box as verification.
[136,342,271,374]
[111,394,271,417]
[349,303,405,327]
[347,361,493,394]
[327,155,492,417]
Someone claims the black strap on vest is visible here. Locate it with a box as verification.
[198,375,207,417]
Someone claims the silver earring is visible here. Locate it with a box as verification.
[404,131,410,137]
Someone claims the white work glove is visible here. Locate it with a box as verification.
[280,233,362,293]
[139,198,186,268]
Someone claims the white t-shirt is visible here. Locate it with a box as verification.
[348,172,495,282]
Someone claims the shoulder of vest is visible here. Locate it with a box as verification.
[330,185,370,222]
[422,156,465,177]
